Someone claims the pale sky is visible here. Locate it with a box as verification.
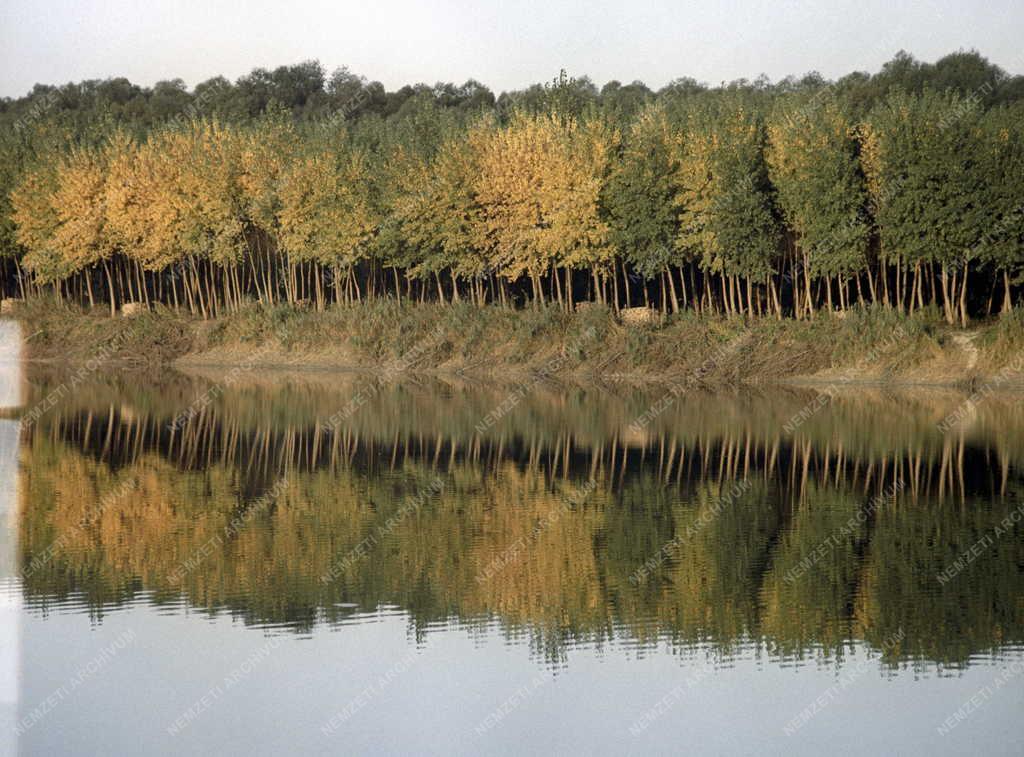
[1,0,1021,98]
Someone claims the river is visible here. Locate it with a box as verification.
[5,362,1024,755]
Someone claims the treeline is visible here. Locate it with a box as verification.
[2,50,1023,323]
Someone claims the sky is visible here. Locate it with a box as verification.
[1,0,1022,98]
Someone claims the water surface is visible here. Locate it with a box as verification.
[7,368,1024,755]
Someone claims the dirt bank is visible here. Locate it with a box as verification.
[9,298,1024,389]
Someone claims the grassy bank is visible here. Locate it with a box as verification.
[10,298,1024,387]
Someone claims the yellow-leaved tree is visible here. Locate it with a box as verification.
[475,112,614,308]
[10,163,62,289]
[277,134,377,308]
[14,141,118,311]
[547,114,616,308]
[238,118,299,305]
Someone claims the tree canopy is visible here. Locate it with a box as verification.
[2,49,1022,323]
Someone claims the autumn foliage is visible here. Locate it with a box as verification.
[3,59,1024,323]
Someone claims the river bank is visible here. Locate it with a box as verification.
[8,298,1024,388]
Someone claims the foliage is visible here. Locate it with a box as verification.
[1,49,1023,320]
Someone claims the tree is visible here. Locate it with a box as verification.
[862,89,989,324]
[604,103,683,310]
[13,140,118,309]
[974,103,1024,312]
[388,120,492,304]
[237,115,299,304]
[768,96,869,315]
[475,111,611,307]
[278,129,377,307]
[10,162,62,285]
[675,97,780,316]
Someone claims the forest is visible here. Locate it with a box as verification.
[1,49,1023,325]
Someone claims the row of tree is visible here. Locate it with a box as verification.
[2,51,1023,323]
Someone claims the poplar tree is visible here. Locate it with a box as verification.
[605,103,684,311]
[863,90,988,324]
[676,98,780,316]
[767,97,869,315]
[975,103,1024,313]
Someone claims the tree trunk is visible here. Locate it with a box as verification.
[939,264,955,324]
[102,261,116,317]
[803,251,814,316]
[913,264,921,315]
[769,276,782,320]
[85,269,95,309]
[665,267,679,314]
[959,262,969,327]
[435,271,447,304]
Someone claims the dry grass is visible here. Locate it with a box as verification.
[11,296,1024,386]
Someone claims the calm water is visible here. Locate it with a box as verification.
[4,365,1024,756]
